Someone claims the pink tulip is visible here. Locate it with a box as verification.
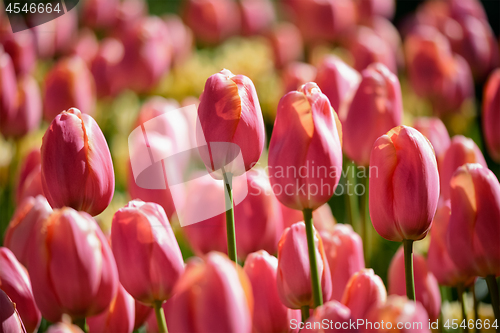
[87,284,135,333]
[15,149,44,205]
[90,38,124,98]
[362,296,430,333]
[112,0,148,37]
[41,108,115,216]
[370,17,404,69]
[343,63,402,166]
[483,69,500,163]
[341,269,387,320]
[0,289,26,333]
[28,208,118,322]
[43,56,96,120]
[4,196,52,267]
[111,200,184,305]
[165,253,253,333]
[69,29,99,66]
[0,28,36,75]
[134,300,153,330]
[267,23,304,69]
[243,250,300,333]
[163,15,193,66]
[82,0,120,30]
[355,0,395,22]
[0,248,41,333]
[427,200,475,287]
[388,247,441,321]
[0,48,17,130]
[239,0,275,36]
[269,82,343,211]
[282,62,316,93]
[281,203,336,232]
[321,224,365,301]
[369,126,440,242]
[197,69,265,175]
[301,300,357,333]
[413,117,451,170]
[314,55,360,119]
[46,322,83,333]
[277,222,332,309]
[447,163,500,277]
[440,135,487,200]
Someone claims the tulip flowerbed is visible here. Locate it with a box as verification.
[0,0,499,332]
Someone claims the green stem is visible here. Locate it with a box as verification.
[486,275,500,333]
[222,170,237,263]
[301,305,310,323]
[303,208,323,308]
[362,176,371,262]
[458,284,469,333]
[403,239,415,301]
[73,318,87,333]
[345,160,361,233]
[154,301,168,333]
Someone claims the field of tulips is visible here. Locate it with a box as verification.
[0,0,499,332]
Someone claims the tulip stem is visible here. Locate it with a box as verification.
[486,275,500,332]
[361,175,372,263]
[403,239,415,301]
[471,284,479,333]
[154,301,168,333]
[458,284,469,333]
[222,169,237,263]
[303,208,323,308]
[73,318,87,333]
[345,160,361,233]
[301,305,310,323]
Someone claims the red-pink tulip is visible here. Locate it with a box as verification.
[82,0,120,30]
[90,38,124,98]
[277,222,332,309]
[440,135,486,200]
[165,253,253,333]
[0,28,36,75]
[282,62,316,93]
[0,48,17,130]
[281,203,336,232]
[355,0,395,22]
[163,15,193,66]
[15,150,44,205]
[134,300,152,330]
[45,322,83,333]
[28,208,118,322]
[341,269,387,320]
[0,248,40,333]
[239,0,275,36]
[343,63,402,166]
[483,69,500,163]
[197,69,265,175]
[269,82,343,211]
[111,200,184,305]
[0,289,26,333]
[243,250,300,333]
[267,23,303,69]
[87,284,135,333]
[321,224,365,301]
[4,196,52,267]
[370,17,404,69]
[69,29,99,66]
[413,117,450,170]
[43,56,96,120]
[369,126,440,242]
[301,300,357,333]
[447,163,500,277]
[41,108,115,216]
[388,247,441,321]
[314,55,360,119]
[112,0,148,37]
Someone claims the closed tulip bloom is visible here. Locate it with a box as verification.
[243,251,300,333]
[69,29,99,66]
[46,322,84,333]
[41,108,114,216]
[413,117,450,170]
[369,126,440,242]
[314,55,360,120]
[82,0,119,29]
[269,82,343,211]
[28,208,118,322]
[112,0,148,36]
[166,253,253,333]
[197,69,265,175]
[341,269,387,320]
[282,62,316,93]
[111,200,184,305]
[343,63,402,166]
[87,284,135,333]
[163,15,193,66]
[0,29,36,75]
[483,69,500,163]
[267,23,304,69]
[321,224,364,301]
[0,49,17,130]
[440,135,486,200]
[388,247,441,321]
[0,248,41,333]
[301,301,356,333]
[0,289,26,333]
[4,196,52,267]
[239,0,275,36]
[277,222,332,309]
[447,163,500,277]
[90,38,124,98]
[356,0,395,22]
[15,150,44,205]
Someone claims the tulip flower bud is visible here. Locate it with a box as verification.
[197,69,265,176]
[355,0,395,22]
[362,296,430,333]
[427,200,475,287]
[343,62,403,166]
[447,163,500,277]
[440,135,486,200]
[413,117,450,170]
[483,69,500,163]
[69,30,99,66]
[0,49,17,129]
[46,322,84,333]
[112,0,148,35]
[4,196,52,267]
[163,15,193,66]
[15,149,44,205]
[90,38,124,98]
[41,108,114,216]
[0,289,26,333]
[341,269,387,320]
[369,126,440,242]
[321,224,365,301]
[165,253,253,333]
[277,222,332,309]
[82,0,119,30]
[0,248,41,333]
[134,300,153,330]
[43,56,96,120]
[87,284,135,333]
[239,0,275,36]
[301,300,356,333]
[28,208,118,322]
[0,28,36,75]
[269,82,343,211]
[282,62,316,93]
[111,200,184,305]
[314,55,360,120]
[267,23,303,69]
[243,250,301,333]
[281,202,336,232]
[388,247,441,321]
